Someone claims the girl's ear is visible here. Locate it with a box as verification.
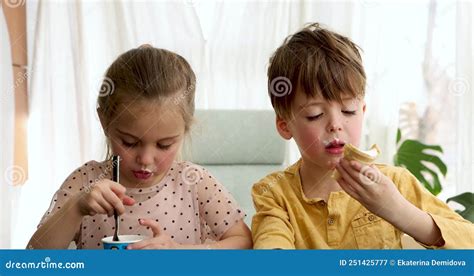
[276,116,292,140]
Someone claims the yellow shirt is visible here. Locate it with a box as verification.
[251,160,474,249]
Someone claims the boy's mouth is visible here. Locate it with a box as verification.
[324,139,345,154]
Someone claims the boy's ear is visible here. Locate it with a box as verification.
[276,116,292,140]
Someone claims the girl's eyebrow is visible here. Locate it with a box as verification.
[116,129,179,141]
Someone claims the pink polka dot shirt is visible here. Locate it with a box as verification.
[38,160,246,249]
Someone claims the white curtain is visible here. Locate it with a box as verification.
[15,0,204,248]
[455,0,473,195]
[0,9,20,248]
[11,0,472,248]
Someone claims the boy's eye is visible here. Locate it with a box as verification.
[122,140,138,148]
[342,110,357,115]
[306,114,323,121]
[157,143,172,150]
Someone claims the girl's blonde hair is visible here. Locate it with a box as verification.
[97,46,196,159]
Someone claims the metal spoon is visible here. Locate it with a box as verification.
[112,155,120,242]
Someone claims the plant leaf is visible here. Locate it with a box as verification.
[447,192,474,209]
[394,139,447,195]
[447,193,474,223]
[396,128,402,144]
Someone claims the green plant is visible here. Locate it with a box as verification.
[393,129,473,222]
[447,193,474,223]
[393,129,447,195]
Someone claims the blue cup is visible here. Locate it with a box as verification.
[102,235,144,250]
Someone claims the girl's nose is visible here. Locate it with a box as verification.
[136,148,154,166]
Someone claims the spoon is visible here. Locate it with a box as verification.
[112,155,120,242]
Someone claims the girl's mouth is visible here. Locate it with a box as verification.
[132,170,153,180]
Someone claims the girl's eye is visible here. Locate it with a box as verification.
[157,143,172,150]
[122,140,138,148]
[306,114,323,121]
[342,110,357,115]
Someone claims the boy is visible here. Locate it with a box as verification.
[251,23,473,249]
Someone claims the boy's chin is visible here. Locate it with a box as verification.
[326,160,339,170]
[304,157,340,170]
[324,155,344,170]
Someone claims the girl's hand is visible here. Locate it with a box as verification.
[76,179,135,217]
[335,159,406,219]
[127,219,181,249]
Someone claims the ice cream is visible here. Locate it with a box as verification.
[332,144,380,180]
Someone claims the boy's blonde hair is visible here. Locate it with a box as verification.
[267,23,366,119]
[97,46,196,159]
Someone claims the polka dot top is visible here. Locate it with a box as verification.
[38,160,246,249]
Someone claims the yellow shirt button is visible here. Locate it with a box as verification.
[328,217,335,225]
[368,214,376,221]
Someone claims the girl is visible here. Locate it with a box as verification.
[28,45,252,249]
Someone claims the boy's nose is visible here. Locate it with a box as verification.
[328,124,342,132]
[327,111,343,132]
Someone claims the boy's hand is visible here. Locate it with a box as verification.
[335,159,405,219]
[127,219,181,249]
[76,179,135,217]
